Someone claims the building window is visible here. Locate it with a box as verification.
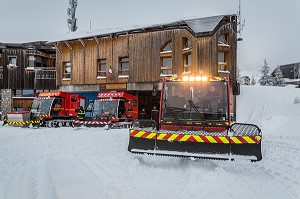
[8,57,17,66]
[160,41,173,76]
[161,57,172,75]
[35,56,48,68]
[16,89,22,96]
[28,55,35,68]
[182,37,192,51]
[183,53,191,74]
[119,57,129,77]
[0,66,3,79]
[218,34,230,72]
[161,41,172,53]
[97,59,107,78]
[218,35,229,46]
[63,61,72,80]
[218,52,227,71]
[182,38,192,74]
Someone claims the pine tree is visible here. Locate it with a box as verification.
[251,74,256,85]
[259,59,274,86]
[273,67,286,87]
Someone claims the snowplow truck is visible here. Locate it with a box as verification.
[73,92,138,128]
[4,91,86,128]
[128,76,262,161]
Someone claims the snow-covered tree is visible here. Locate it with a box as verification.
[251,74,256,85]
[273,67,286,87]
[259,59,274,86]
[236,66,242,83]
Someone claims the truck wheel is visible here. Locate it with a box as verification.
[57,122,63,127]
[65,122,70,127]
[48,122,54,128]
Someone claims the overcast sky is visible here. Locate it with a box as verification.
[0,0,299,75]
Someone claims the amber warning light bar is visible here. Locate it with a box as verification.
[182,76,208,82]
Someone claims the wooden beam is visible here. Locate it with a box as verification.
[64,41,72,51]
[54,43,62,54]
[94,37,100,45]
[78,39,86,48]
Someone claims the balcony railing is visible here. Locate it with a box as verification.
[35,67,56,80]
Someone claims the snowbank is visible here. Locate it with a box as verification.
[0,85,300,199]
[237,85,300,136]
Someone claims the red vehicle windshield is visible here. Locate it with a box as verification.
[162,80,229,121]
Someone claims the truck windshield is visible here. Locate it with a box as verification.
[31,98,53,115]
[162,80,228,121]
[93,100,119,117]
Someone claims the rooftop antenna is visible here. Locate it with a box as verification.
[67,0,78,32]
[237,0,245,35]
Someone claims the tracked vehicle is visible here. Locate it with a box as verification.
[128,76,262,161]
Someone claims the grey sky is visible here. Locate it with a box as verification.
[0,0,299,74]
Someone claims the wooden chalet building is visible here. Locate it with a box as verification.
[0,41,56,112]
[53,15,238,114]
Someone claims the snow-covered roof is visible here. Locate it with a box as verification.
[49,15,234,43]
[185,15,225,35]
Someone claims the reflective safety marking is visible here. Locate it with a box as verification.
[157,133,229,144]
[146,133,156,139]
[169,134,178,141]
[130,130,157,140]
[4,119,40,125]
[243,136,256,144]
[231,137,242,144]
[130,130,261,144]
[219,136,230,144]
[230,136,261,144]
[255,136,261,142]
[180,135,191,142]
[157,133,167,140]
[135,131,146,138]
[193,135,205,143]
[206,136,217,143]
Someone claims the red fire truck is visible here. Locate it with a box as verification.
[73,92,138,128]
[30,91,86,127]
[4,91,86,127]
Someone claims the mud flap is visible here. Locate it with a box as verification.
[229,123,262,161]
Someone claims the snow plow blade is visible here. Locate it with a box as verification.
[229,123,262,161]
[128,121,262,161]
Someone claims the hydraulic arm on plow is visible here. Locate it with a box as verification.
[128,76,262,161]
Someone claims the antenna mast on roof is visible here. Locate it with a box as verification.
[67,0,78,32]
[237,0,245,35]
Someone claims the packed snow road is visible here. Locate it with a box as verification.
[0,85,300,199]
[0,125,299,199]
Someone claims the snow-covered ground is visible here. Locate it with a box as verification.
[0,85,300,199]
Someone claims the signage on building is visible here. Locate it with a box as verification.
[105,84,127,90]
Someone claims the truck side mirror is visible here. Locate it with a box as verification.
[232,82,240,95]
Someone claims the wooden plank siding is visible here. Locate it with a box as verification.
[56,23,237,87]
[57,29,209,85]
[85,40,97,85]
[12,97,34,111]
[3,49,25,89]
[1,48,56,91]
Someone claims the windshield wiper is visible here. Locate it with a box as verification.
[164,99,178,120]
[187,100,205,121]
